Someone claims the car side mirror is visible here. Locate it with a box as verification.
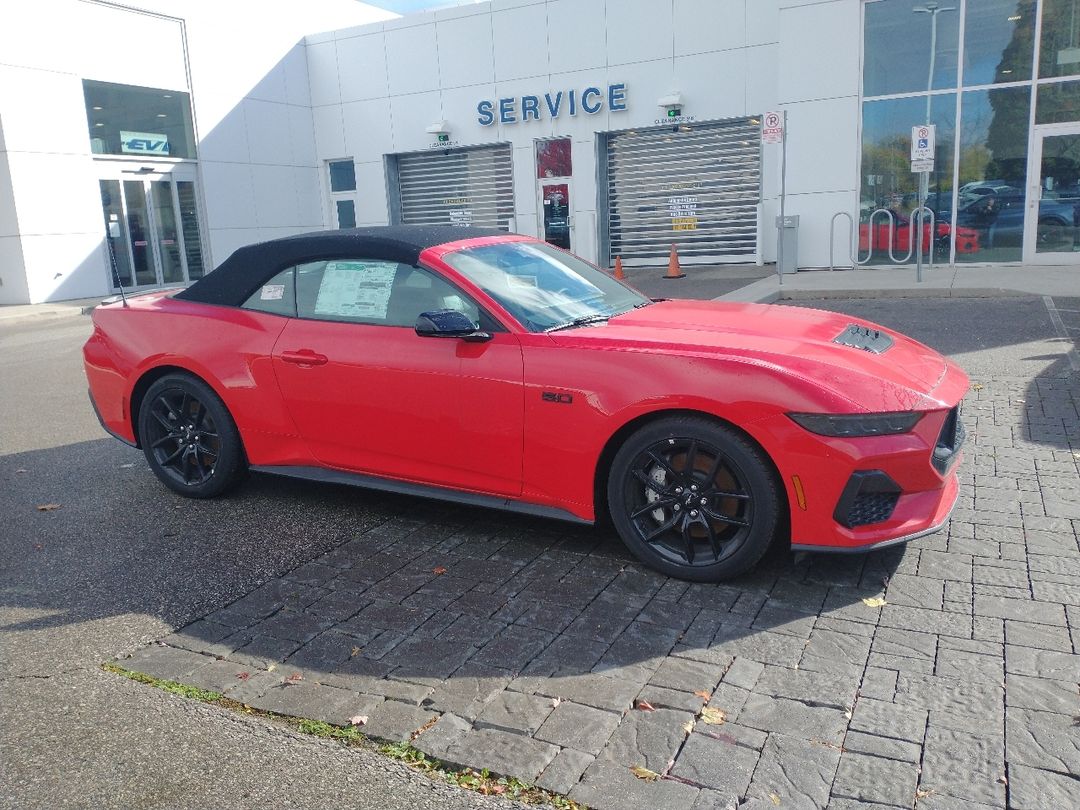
[415,309,491,343]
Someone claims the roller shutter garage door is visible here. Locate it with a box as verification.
[605,118,761,265]
[390,144,515,230]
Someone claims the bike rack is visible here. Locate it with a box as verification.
[829,206,938,272]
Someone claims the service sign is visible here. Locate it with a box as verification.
[478,83,626,125]
[762,111,783,144]
[120,131,170,155]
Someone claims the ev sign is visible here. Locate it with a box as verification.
[120,130,170,155]
[910,124,935,171]
[762,111,784,144]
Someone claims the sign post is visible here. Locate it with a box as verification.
[910,125,935,283]
[763,111,787,284]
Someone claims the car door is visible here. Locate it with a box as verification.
[271,258,524,497]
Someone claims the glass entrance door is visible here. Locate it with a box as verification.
[539,181,572,250]
[98,164,205,290]
[1024,126,1080,264]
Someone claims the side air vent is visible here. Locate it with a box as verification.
[833,470,902,528]
[833,324,894,354]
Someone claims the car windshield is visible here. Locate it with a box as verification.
[441,241,650,332]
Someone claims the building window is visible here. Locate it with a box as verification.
[1039,0,1080,79]
[860,94,956,264]
[1037,78,1080,122]
[963,0,1036,86]
[954,86,1031,262]
[857,0,1080,263]
[863,0,961,97]
[327,160,357,229]
[83,80,196,159]
[536,138,572,178]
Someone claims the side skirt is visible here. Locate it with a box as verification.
[250,464,592,526]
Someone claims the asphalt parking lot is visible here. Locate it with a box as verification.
[2,294,1078,810]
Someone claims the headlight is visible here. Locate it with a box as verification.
[787,411,922,437]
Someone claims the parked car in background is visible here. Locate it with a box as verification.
[957,189,1077,250]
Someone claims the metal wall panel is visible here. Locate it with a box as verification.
[391,144,515,230]
[605,118,762,265]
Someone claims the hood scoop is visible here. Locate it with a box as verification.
[833,324,894,354]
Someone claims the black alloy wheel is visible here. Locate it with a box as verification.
[608,416,781,581]
[138,374,246,498]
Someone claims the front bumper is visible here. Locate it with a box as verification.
[753,395,967,553]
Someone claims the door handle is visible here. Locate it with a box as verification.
[280,349,328,366]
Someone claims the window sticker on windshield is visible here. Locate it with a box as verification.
[314,261,397,319]
[260,284,285,301]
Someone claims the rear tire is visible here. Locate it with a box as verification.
[607,416,781,581]
[137,373,246,498]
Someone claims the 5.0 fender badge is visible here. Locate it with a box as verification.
[541,391,573,404]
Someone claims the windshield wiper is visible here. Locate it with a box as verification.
[545,314,611,332]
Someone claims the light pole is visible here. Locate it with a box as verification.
[913,2,954,125]
[912,2,954,275]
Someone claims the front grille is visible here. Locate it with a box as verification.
[833,470,902,529]
[932,405,966,474]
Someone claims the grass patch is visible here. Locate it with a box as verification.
[102,661,223,702]
[101,660,587,809]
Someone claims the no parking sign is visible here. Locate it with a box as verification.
[762,111,784,144]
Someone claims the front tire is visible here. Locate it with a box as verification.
[137,373,246,498]
[607,416,781,581]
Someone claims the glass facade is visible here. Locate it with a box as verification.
[861,0,1080,263]
[83,80,196,159]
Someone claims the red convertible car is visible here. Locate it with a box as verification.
[84,227,967,581]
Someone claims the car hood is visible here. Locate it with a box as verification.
[553,300,953,410]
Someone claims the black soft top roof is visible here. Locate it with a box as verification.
[174,225,509,307]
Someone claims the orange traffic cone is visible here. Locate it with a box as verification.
[612,255,626,280]
[663,244,685,279]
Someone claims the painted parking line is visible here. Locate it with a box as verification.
[1042,296,1080,372]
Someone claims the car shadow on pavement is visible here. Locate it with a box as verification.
[2,434,905,803]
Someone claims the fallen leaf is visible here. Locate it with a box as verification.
[700,707,726,725]
[915,787,935,799]
[410,715,438,741]
[119,463,134,469]
[971,383,984,391]
[682,719,695,734]
[35,503,61,512]
[283,672,302,685]
[267,663,277,672]
[862,596,887,608]
[349,715,368,726]
[769,793,781,806]
[235,671,250,681]
[630,765,660,782]
[15,468,28,474]
[433,566,448,575]
[351,646,362,657]
[693,690,711,701]
[634,699,656,712]
[551,697,562,708]
[997,775,1008,785]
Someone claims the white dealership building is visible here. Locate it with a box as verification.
[2,0,1078,304]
